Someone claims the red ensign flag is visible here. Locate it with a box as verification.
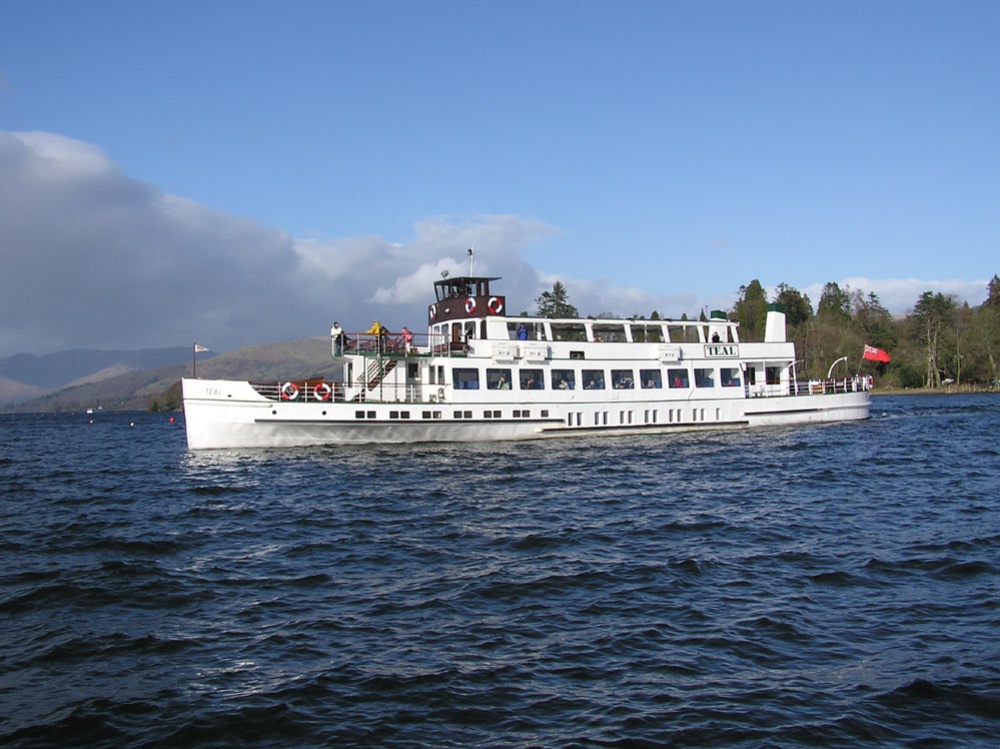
[863,344,891,363]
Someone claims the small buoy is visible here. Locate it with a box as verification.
[130,422,135,428]
[169,416,175,423]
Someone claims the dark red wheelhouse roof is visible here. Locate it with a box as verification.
[432,276,500,302]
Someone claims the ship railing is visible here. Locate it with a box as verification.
[335,331,464,357]
[251,379,346,403]
[252,379,445,405]
[792,376,873,396]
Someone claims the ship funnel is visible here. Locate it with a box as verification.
[764,303,786,342]
[707,310,729,343]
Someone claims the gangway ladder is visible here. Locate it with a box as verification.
[352,357,398,401]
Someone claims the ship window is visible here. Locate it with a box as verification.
[593,323,626,342]
[668,369,690,388]
[694,368,715,388]
[611,369,634,389]
[640,369,662,388]
[630,323,664,343]
[552,369,576,390]
[453,367,479,390]
[766,366,782,385]
[721,367,742,387]
[507,321,546,340]
[519,369,544,389]
[551,322,587,342]
[668,324,699,343]
[487,368,512,390]
[582,369,605,390]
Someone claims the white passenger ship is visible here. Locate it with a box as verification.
[182,274,871,449]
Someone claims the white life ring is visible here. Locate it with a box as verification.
[314,382,332,401]
[429,304,437,320]
[487,296,504,314]
[465,297,476,313]
[281,382,299,400]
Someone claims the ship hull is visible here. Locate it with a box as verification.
[182,378,869,449]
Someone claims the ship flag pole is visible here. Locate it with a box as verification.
[468,246,474,276]
[193,343,209,378]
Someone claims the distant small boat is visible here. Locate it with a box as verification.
[182,268,871,449]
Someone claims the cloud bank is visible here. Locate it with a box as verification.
[0,131,988,356]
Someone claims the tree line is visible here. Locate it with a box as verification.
[730,275,1000,389]
[535,277,1000,389]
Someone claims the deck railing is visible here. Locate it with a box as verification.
[332,332,463,358]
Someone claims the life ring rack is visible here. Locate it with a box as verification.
[281,382,299,400]
[314,382,333,401]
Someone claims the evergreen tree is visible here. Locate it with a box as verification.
[773,283,813,328]
[733,280,768,341]
[816,282,852,325]
[535,281,579,318]
[852,290,896,350]
[985,275,1000,308]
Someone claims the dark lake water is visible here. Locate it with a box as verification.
[1,395,998,748]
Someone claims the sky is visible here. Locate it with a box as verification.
[1,1,998,356]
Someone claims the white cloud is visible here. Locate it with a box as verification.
[0,130,990,355]
[800,277,988,315]
[0,131,560,354]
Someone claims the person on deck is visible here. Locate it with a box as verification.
[331,321,347,356]
[367,320,389,353]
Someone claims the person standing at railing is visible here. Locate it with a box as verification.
[366,320,389,353]
[331,321,346,357]
[401,326,414,353]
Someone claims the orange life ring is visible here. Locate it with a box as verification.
[465,297,477,313]
[281,382,299,400]
[314,382,332,401]
[487,296,504,314]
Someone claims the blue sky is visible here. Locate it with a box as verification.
[1,1,998,356]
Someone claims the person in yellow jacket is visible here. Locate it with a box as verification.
[366,320,389,352]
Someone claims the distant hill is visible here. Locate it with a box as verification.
[7,338,339,412]
[0,347,206,392]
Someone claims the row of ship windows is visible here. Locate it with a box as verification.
[450,366,747,391]
[351,407,721,424]
[355,410,551,420]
